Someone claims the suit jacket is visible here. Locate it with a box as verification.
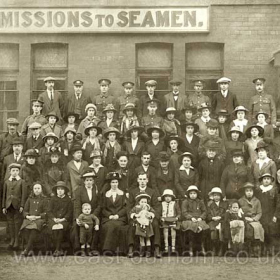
[164,92,189,112]
[155,167,175,196]
[41,123,63,139]
[66,160,89,197]
[2,153,25,182]
[0,132,22,162]
[138,92,164,118]
[64,92,92,120]
[73,185,100,219]
[38,90,64,120]
[212,90,239,115]
[128,187,161,219]
[101,190,127,224]
[25,135,44,151]
[2,179,26,209]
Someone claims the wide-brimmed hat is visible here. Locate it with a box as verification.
[147,125,165,138]
[123,103,137,113]
[135,192,151,202]
[209,187,223,197]
[84,123,102,136]
[227,126,243,137]
[245,125,264,138]
[197,103,211,112]
[255,140,269,152]
[46,147,62,155]
[125,125,144,137]
[204,141,221,151]
[233,106,249,115]
[82,170,97,179]
[45,111,59,122]
[161,189,176,199]
[178,152,194,164]
[52,181,70,193]
[180,121,199,133]
[255,110,269,120]
[182,106,197,114]
[23,149,40,157]
[259,173,274,183]
[186,185,200,193]
[70,144,83,154]
[159,151,170,162]
[103,127,121,139]
[106,172,121,181]
[103,104,117,114]
[63,112,79,123]
[90,149,102,158]
[64,127,77,136]
[165,134,185,150]
[12,138,24,145]
[206,119,219,129]
[42,132,59,143]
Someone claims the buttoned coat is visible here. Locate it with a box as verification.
[1,153,25,182]
[92,93,115,119]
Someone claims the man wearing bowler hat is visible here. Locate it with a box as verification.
[138,80,164,118]
[64,80,92,124]
[249,78,276,126]
[163,79,188,118]
[212,77,239,116]
[38,76,64,121]
[92,79,115,119]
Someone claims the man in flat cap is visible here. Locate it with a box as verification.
[38,77,64,122]
[249,78,276,126]
[24,122,44,151]
[212,77,239,116]
[92,79,115,119]
[189,80,210,115]
[21,99,47,138]
[164,79,189,119]
[64,80,92,124]
[138,80,164,118]
[115,81,139,121]
[0,118,22,164]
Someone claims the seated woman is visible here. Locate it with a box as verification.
[72,171,100,256]
[100,172,127,255]
[48,181,72,257]
[20,182,48,256]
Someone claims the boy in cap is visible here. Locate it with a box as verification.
[92,79,115,119]
[38,76,64,121]
[249,78,276,126]
[21,99,46,138]
[164,80,188,118]
[115,81,139,121]
[64,80,92,123]
[212,77,239,116]
[138,80,164,118]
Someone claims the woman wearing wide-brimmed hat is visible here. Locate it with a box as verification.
[165,134,184,170]
[123,125,145,173]
[244,124,264,167]
[97,104,120,133]
[119,103,140,136]
[194,102,213,137]
[162,107,181,137]
[255,110,274,140]
[62,112,79,133]
[41,111,63,139]
[229,105,251,134]
[48,181,72,257]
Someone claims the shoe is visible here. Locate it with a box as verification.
[88,250,99,257]
[53,250,59,257]
[127,246,134,258]
[155,246,161,259]
[139,246,145,257]
[21,249,28,257]
[146,246,152,258]
[80,249,86,257]
[163,247,169,254]
[27,250,34,257]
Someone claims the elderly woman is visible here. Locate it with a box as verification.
[175,152,199,199]
[100,172,127,255]
[72,171,100,256]
[220,150,252,200]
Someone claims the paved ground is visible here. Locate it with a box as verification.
[1,251,280,280]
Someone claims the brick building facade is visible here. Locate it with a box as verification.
[0,0,280,130]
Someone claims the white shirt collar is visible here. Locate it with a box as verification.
[179,165,194,171]
[201,116,211,123]
[9,176,21,181]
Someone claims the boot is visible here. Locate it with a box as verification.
[218,241,224,257]
[146,246,151,258]
[201,242,206,256]
[127,245,134,258]
[80,247,86,257]
[154,246,161,259]
[189,241,194,257]
[139,246,145,257]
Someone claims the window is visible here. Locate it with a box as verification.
[31,43,68,100]
[0,43,19,132]
[185,43,224,98]
[136,43,173,97]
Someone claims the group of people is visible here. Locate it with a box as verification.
[1,75,280,258]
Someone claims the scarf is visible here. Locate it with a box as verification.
[82,136,100,150]
[120,115,139,134]
[103,140,122,160]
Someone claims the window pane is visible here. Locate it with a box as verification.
[5,81,17,90]
[137,43,172,68]
[186,43,223,70]
[5,91,18,110]
[139,76,169,91]
[7,111,18,119]
[33,44,68,69]
[0,44,19,69]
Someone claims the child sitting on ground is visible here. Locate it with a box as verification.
[129,193,155,257]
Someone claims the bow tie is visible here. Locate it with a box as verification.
[173,93,179,96]
[86,187,92,190]
[12,178,17,181]
[74,160,81,163]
